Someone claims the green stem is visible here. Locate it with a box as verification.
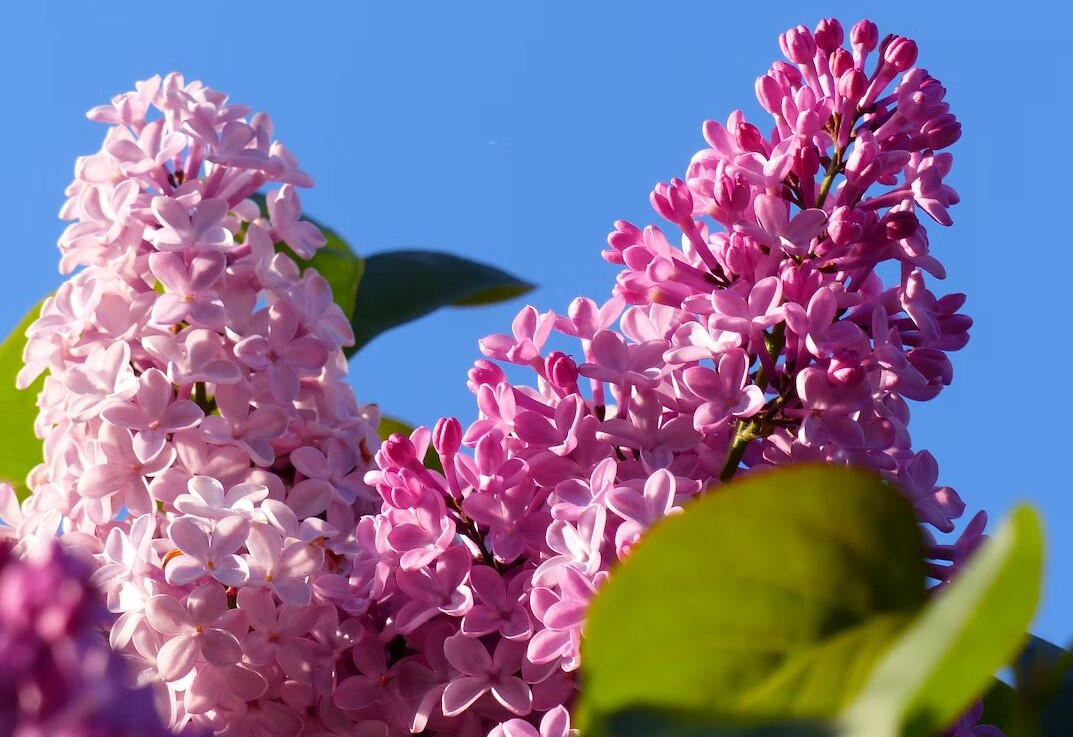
[193,382,216,414]
[816,146,842,210]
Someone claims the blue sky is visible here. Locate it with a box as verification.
[2,2,1069,643]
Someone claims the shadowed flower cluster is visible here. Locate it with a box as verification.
[361,18,985,737]
[0,533,176,737]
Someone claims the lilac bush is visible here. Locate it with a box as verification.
[1,16,988,737]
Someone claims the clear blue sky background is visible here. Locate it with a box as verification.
[2,2,1069,643]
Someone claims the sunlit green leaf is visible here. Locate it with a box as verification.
[578,465,927,733]
[839,506,1043,737]
[601,706,836,737]
[0,301,45,499]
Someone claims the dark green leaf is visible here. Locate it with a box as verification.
[1012,636,1073,737]
[347,250,533,354]
[980,679,1015,735]
[840,506,1043,737]
[578,465,927,732]
[0,302,46,499]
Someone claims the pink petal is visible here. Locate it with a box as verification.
[145,594,193,635]
[237,588,278,632]
[334,676,382,711]
[461,606,502,638]
[157,632,199,681]
[169,516,211,558]
[276,541,324,579]
[444,635,492,676]
[187,581,228,623]
[210,556,250,587]
[133,428,166,464]
[198,628,243,667]
[286,479,332,518]
[77,464,129,498]
[211,516,251,555]
[165,556,208,586]
[491,676,533,716]
[273,577,312,608]
[441,677,489,717]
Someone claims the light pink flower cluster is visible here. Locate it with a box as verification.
[362,18,983,737]
[0,530,177,737]
[12,75,386,734]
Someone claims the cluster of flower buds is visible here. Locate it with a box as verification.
[8,74,386,733]
[0,533,175,737]
[363,18,984,737]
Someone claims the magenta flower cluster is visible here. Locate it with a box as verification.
[361,18,982,737]
[9,75,386,733]
[0,530,174,737]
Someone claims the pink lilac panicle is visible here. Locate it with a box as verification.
[14,74,386,735]
[360,18,994,737]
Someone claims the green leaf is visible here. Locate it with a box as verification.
[839,505,1044,737]
[577,465,928,733]
[739,614,911,717]
[347,250,534,355]
[601,706,837,737]
[0,301,46,499]
[980,679,1016,733]
[376,414,442,473]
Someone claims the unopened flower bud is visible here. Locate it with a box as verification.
[827,206,865,246]
[920,114,962,150]
[755,74,784,115]
[814,18,844,52]
[650,178,694,224]
[546,351,580,393]
[433,417,462,457]
[734,121,767,154]
[851,19,879,54]
[883,36,918,71]
[884,210,920,240]
[838,68,868,105]
[829,48,853,78]
[467,359,506,392]
[713,164,750,215]
[780,25,817,64]
[382,433,419,469]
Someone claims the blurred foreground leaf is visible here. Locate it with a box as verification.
[601,706,835,737]
[839,506,1043,737]
[578,465,927,733]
